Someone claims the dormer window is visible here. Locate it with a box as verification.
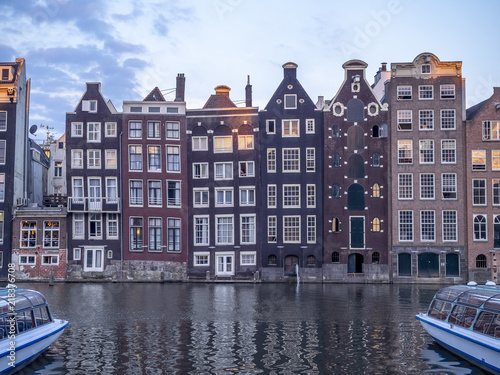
[82,100,97,112]
[284,94,297,109]
[1,69,9,81]
[421,64,431,74]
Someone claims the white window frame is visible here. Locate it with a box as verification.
[420,173,435,200]
[194,252,210,266]
[105,149,117,169]
[398,173,413,200]
[307,184,316,208]
[87,149,101,169]
[240,215,256,244]
[441,139,456,164]
[19,255,36,266]
[71,122,83,137]
[493,179,500,206]
[240,251,256,266]
[267,185,276,208]
[192,136,208,151]
[397,110,412,131]
[473,214,487,241]
[420,210,435,242]
[214,136,233,153]
[148,180,162,207]
[238,135,254,150]
[397,86,412,100]
[399,210,414,242]
[42,255,59,266]
[397,140,413,164]
[239,161,255,177]
[107,213,119,239]
[267,148,276,172]
[418,85,434,100]
[492,150,500,171]
[105,122,117,137]
[266,119,276,134]
[442,210,457,242]
[268,216,277,243]
[194,216,209,246]
[147,121,161,139]
[307,215,316,244]
[472,150,486,171]
[419,110,434,130]
[239,187,256,206]
[87,122,101,142]
[440,84,455,99]
[216,215,234,245]
[440,109,456,130]
[147,145,161,172]
[472,179,487,206]
[73,213,85,239]
[482,121,500,141]
[166,121,180,140]
[215,187,234,207]
[193,162,208,179]
[419,139,434,164]
[284,94,297,109]
[73,248,81,260]
[83,248,104,272]
[128,121,142,139]
[306,148,315,172]
[166,145,180,172]
[283,215,300,243]
[282,119,299,137]
[282,148,300,172]
[306,119,315,134]
[283,184,301,208]
[442,173,457,200]
[193,188,209,208]
[214,162,233,180]
[71,149,83,169]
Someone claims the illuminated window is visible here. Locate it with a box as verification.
[372,183,380,198]
[214,136,232,153]
[372,217,380,232]
[130,217,143,251]
[398,140,412,164]
[238,135,254,150]
[472,150,486,171]
[282,120,299,137]
[483,121,500,141]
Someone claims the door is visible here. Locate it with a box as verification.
[84,248,104,272]
[418,253,439,277]
[284,255,299,276]
[216,253,234,276]
[350,217,365,249]
[348,253,364,273]
[88,178,102,211]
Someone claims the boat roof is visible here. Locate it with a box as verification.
[0,288,47,314]
[434,285,500,312]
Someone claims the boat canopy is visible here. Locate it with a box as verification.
[0,288,47,315]
[434,285,500,312]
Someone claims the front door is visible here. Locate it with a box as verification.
[216,253,234,276]
[84,248,104,272]
[284,255,299,276]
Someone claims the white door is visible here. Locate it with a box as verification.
[84,248,104,271]
[216,253,234,276]
[88,178,102,211]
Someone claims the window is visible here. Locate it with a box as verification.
[192,136,208,151]
[129,121,142,138]
[240,187,255,206]
[193,189,209,207]
[372,183,380,198]
[399,210,413,242]
[441,139,456,164]
[331,183,341,198]
[282,119,299,137]
[194,253,210,266]
[332,125,340,137]
[71,122,83,137]
[89,213,102,238]
[372,152,381,167]
[129,180,143,206]
[87,122,101,142]
[472,150,486,170]
[267,148,276,172]
[58,141,64,149]
[20,255,36,265]
[473,215,487,241]
[73,213,84,238]
[130,217,144,251]
[241,252,256,266]
[71,149,83,168]
[0,112,6,131]
[194,216,209,245]
[43,221,59,248]
[493,151,500,170]
[167,181,181,207]
[105,122,117,137]
[493,179,500,205]
[372,217,381,232]
[107,213,118,238]
[398,173,413,200]
[0,175,4,202]
[87,149,101,168]
[148,180,162,206]
[238,135,254,150]
[441,110,456,130]
[105,150,117,169]
[82,100,97,112]
[421,210,435,241]
[398,140,412,164]
[419,110,434,130]
[84,248,104,271]
[284,94,297,109]
[147,145,161,171]
[332,153,340,167]
[306,119,315,134]
[72,177,84,203]
[269,254,278,265]
[168,218,181,251]
[267,185,277,208]
[215,188,233,206]
[442,173,457,199]
[239,161,255,177]
[54,161,63,177]
[347,98,364,121]
[166,146,180,172]
[440,84,455,99]
[283,216,300,243]
[397,86,412,100]
[332,217,340,232]
[0,141,5,164]
[266,119,276,134]
[472,179,486,205]
[420,173,435,199]
[106,178,118,204]
[476,254,487,268]
[1,69,7,80]
[215,162,233,180]
[307,215,316,243]
[129,145,143,171]
[419,85,433,100]
[73,248,81,260]
[107,250,113,259]
[306,148,315,172]
[268,216,277,242]
[332,252,340,263]
[240,215,256,244]
[21,221,36,248]
[421,64,431,74]
[307,184,316,207]
[193,163,208,179]
[283,148,300,172]
[147,121,161,139]
[166,122,180,139]
[397,110,412,130]
[443,211,457,242]
[482,121,500,141]
[419,140,434,164]
[214,136,232,153]
[216,215,234,245]
[495,216,500,248]
[283,185,300,207]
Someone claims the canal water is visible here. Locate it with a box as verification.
[17,283,487,375]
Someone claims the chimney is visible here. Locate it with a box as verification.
[175,73,185,102]
[283,62,298,80]
[381,62,387,71]
[245,75,252,107]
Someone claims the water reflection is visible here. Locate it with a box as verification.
[16,283,488,375]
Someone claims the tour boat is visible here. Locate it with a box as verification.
[416,282,500,375]
[0,288,68,374]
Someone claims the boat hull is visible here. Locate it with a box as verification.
[417,314,500,375]
[0,318,68,374]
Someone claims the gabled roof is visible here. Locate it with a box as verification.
[466,99,488,120]
[203,85,237,109]
[143,87,166,102]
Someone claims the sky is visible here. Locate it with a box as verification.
[1,0,500,140]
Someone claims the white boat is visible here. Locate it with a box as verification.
[417,283,500,375]
[0,287,68,374]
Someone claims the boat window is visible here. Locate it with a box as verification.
[16,310,35,332]
[448,305,477,328]
[34,306,51,326]
[428,300,452,320]
[484,295,500,312]
[473,311,500,337]
[434,286,470,302]
[457,289,499,307]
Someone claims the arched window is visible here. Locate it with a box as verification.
[373,125,379,138]
[474,215,487,241]
[372,183,380,198]
[307,255,316,266]
[332,125,340,137]
[332,153,340,167]
[379,123,388,138]
[347,125,364,149]
[347,154,365,178]
[347,98,364,122]
[268,254,277,266]
[332,183,341,198]
[332,217,340,232]
[332,252,340,263]
[494,215,500,249]
[372,217,380,232]
[347,183,365,210]
[372,152,381,167]
[372,252,380,264]
[476,254,487,268]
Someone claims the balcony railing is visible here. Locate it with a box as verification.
[68,197,120,213]
[43,195,67,207]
